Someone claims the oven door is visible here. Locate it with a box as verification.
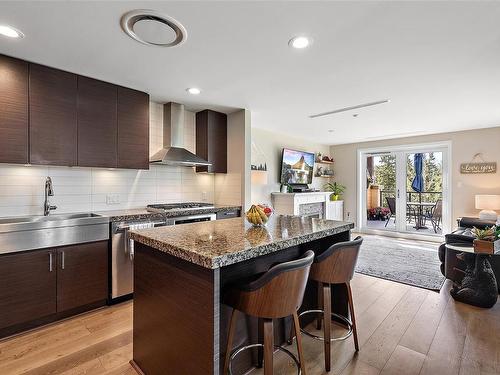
[172,213,216,225]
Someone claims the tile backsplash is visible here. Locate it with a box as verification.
[0,102,215,217]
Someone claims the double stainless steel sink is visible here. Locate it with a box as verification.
[0,213,110,255]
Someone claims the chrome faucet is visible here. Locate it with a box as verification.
[44,177,57,216]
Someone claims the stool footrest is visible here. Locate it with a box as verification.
[228,343,301,375]
[298,309,353,342]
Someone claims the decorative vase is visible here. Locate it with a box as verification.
[330,194,339,201]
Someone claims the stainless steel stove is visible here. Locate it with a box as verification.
[146,202,217,224]
[146,202,214,212]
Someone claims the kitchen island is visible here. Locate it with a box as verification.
[129,215,354,375]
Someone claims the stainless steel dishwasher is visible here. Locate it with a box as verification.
[111,218,169,301]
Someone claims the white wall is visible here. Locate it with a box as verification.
[0,102,215,217]
[251,128,331,206]
[331,126,500,225]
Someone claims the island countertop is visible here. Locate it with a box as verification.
[129,215,354,269]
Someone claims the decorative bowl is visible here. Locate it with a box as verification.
[245,204,273,227]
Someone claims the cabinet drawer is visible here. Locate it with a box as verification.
[216,210,240,220]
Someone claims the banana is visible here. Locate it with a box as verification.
[246,205,269,226]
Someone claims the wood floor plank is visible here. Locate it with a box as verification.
[380,345,425,375]
[0,272,498,375]
[19,331,132,375]
[358,287,428,369]
[102,363,137,375]
[419,297,470,375]
[0,322,131,374]
[98,343,133,371]
[459,311,500,374]
[355,281,409,348]
[59,358,106,375]
[340,356,381,375]
[399,287,450,355]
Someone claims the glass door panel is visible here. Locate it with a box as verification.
[405,151,443,235]
[365,153,398,232]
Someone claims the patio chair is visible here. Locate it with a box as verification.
[425,199,442,233]
[385,197,396,227]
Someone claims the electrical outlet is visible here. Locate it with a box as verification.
[106,194,120,205]
[201,191,207,202]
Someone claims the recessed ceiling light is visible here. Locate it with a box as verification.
[289,36,311,49]
[0,25,24,38]
[186,87,201,95]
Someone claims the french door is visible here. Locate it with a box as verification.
[358,142,451,238]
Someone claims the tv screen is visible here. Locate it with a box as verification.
[280,148,315,185]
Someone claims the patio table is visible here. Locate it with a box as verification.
[407,201,435,230]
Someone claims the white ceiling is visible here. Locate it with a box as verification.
[1,1,499,145]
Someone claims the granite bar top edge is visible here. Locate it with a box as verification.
[212,221,354,268]
[96,205,242,222]
[130,219,354,269]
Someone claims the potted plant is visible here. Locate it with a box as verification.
[324,182,346,201]
[472,226,500,254]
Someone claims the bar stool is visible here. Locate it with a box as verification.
[297,237,363,372]
[223,250,315,375]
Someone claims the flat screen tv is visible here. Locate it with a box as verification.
[280,148,315,185]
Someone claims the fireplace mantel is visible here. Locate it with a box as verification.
[271,192,343,221]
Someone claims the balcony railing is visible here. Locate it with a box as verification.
[379,190,442,208]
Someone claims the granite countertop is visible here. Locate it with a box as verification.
[96,205,241,222]
[129,215,354,269]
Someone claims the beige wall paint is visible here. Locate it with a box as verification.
[215,109,251,209]
[330,127,500,226]
[251,128,331,205]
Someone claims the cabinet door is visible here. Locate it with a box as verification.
[29,63,78,166]
[0,250,56,330]
[196,110,227,173]
[117,87,149,169]
[57,241,108,312]
[0,55,29,164]
[77,76,117,168]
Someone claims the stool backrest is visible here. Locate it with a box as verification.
[310,236,363,284]
[230,250,315,319]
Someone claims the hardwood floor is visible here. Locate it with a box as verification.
[0,274,499,374]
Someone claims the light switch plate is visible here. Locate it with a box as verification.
[106,194,120,205]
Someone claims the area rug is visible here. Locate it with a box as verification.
[355,235,446,291]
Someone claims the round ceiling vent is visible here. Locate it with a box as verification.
[120,9,187,47]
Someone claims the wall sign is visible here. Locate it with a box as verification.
[460,153,497,174]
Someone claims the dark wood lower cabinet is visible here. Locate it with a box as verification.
[0,241,108,338]
[57,242,109,313]
[0,249,56,331]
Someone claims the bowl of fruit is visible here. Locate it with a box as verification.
[246,204,273,227]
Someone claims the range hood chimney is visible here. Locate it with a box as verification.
[149,102,211,167]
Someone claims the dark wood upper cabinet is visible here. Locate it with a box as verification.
[196,110,227,173]
[0,54,148,169]
[29,63,78,166]
[57,241,108,313]
[0,249,56,331]
[117,87,150,169]
[0,55,29,164]
[77,76,117,168]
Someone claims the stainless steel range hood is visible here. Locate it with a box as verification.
[149,102,211,167]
